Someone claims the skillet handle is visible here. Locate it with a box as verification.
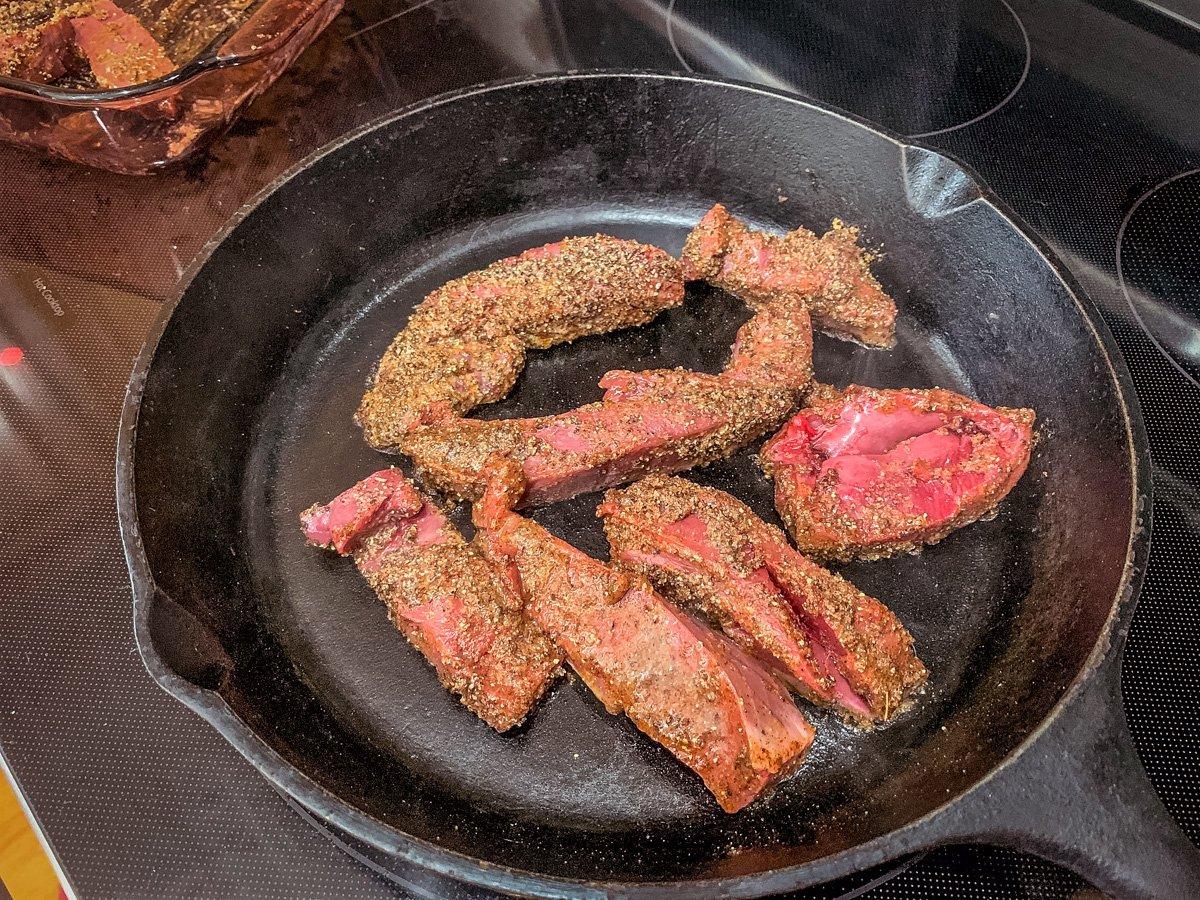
[938,652,1200,899]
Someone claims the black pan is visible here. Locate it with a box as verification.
[117,73,1200,898]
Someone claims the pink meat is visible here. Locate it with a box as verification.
[660,514,840,706]
[522,398,723,503]
[301,468,424,555]
[8,16,81,80]
[600,475,926,723]
[475,460,813,813]
[71,0,174,89]
[301,469,561,732]
[367,223,817,502]
[682,204,896,347]
[400,369,797,507]
[368,503,454,572]
[722,294,816,390]
[813,406,945,457]
[762,385,1036,559]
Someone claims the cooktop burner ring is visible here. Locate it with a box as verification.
[905,0,1030,138]
[662,0,1030,138]
[1116,167,1200,390]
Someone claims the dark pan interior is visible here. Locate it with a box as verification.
[130,75,1134,884]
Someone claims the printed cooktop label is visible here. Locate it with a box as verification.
[1,262,77,335]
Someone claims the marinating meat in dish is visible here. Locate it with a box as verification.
[0,8,77,81]
[762,384,1036,560]
[682,203,896,348]
[0,1,172,86]
[301,468,562,732]
[70,0,173,88]
[472,459,814,813]
[600,475,926,723]
[396,256,814,506]
[357,236,686,451]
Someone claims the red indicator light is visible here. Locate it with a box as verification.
[0,346,24,366]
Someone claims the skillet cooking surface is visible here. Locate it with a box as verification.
[255,214,1016,829]
[128,74,1136,889]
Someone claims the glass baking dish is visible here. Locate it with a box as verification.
[0,0,343,173]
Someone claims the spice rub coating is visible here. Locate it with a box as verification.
[400,368,800,507]
[682,203,896,348]
[358,236,685,450]
[762,385,1036,560]
[394,246,814,507]
[301,468,562,732]
[600,475,926,723]
[1,1,172,86]
[473,460,814,813]
[71,0,173,88]
[0,2,82,80]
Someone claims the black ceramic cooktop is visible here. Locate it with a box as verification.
[1,1,1197,897]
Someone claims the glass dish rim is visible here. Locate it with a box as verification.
[0,0,333,106]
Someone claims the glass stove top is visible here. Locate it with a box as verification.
[1,1,1197,896]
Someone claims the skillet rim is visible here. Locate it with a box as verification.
[116,70,1152,898]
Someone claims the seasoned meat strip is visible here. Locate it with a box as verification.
[358,236,685,450]
[682,203,896,347]
[401,368,799,506]
[70,0,173,88]
[473,460,814,813]
[301,468,562,732]
[0,2,87,80]
[2,1,172,86]
[762,385,1036,560]
[0,18,77,80]
[396,253,814,507]
[600,475,926,723]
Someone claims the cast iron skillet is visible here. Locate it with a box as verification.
[118,73,1200,898]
